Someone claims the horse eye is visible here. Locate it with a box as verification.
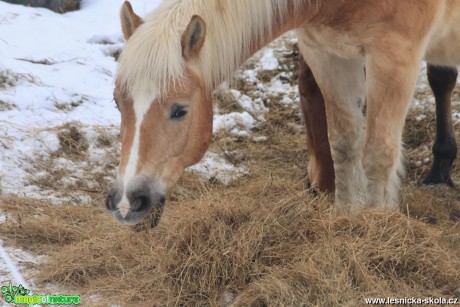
[170,104,188,120]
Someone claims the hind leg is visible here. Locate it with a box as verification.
[423,64,458,187]
[298,53,335,193]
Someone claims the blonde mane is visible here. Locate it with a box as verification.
[117,0,307,101]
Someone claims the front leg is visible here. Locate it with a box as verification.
[363,48,422,208]
[298,53,335,193]
[299,45,367,212]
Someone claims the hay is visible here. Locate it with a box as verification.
[1,175,459,306]
[55,122,89,159]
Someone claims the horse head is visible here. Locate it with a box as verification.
[106,2,213,226]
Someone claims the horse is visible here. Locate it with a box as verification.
[300,56,458,193]
[106,0,460,226]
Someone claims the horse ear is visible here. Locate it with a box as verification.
[120,1,144,40]
[181,15,206,61]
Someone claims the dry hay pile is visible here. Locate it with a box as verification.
[0,182,459,306]
[0,38,459,306]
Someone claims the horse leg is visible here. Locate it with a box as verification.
[423,64,458,187]
[363,49,422,209]
[299,45,367,212]
[298,53,335,193]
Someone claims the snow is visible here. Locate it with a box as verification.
[213,111,256,136]
[0,239,44,306]
[259,49,279,70]
[187,152,249,186]
[0,0,130,194]
[229,89,268,121]
[0,0,259,199]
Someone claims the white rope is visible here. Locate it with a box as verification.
[0,240,41,307]
[0,240,30,290]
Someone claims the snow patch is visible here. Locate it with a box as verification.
[187,152,249,186]
[260,49,279,70]
[230,89,268,121]
[213,112,256,136]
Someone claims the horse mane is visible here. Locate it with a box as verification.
[117,0,307,101]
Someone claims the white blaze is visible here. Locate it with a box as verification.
[118,95,155,212]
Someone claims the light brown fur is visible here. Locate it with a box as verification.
[110,0,460,225]
[135,67,213,192]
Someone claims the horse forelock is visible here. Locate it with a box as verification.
[116,0,306,101]
[117,15,187,102]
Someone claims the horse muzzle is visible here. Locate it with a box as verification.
[105,175,166,226]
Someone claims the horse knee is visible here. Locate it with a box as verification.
[363,143,399,178]
[330,134,362,164]
[363,141,402,208]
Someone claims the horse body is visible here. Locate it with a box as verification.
[107,0,460,225]
[301,1,459,194]
[297,0,460,211]
[425,2,460,66]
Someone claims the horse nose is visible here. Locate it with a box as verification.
[130,194,151,212]
[105,176,166,225]
[105,184,121,211]
[106,194,114,210]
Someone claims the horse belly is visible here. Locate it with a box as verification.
[425,2,460,66]
[425,32,460,66]
[297,26,364,60]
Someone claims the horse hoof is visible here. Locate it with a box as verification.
[422,176,455,188]
[306,182,321,198]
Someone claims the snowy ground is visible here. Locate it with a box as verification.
[0,0,152,198]
[0,0,295,295]
[0,0,283,202]
[0,0,459,304]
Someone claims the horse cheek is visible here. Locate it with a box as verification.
[185,98,213,166]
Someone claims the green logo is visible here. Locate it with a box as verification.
[1,282,80,305]
[1,283,30,303]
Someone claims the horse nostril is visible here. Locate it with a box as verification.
[105,194,115,210]
[130,196,151,212]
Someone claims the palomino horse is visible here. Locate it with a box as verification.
[106,0,460,225]
[300,56,458,193]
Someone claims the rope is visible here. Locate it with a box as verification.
[0,240,41,307]
[0,240,30,290]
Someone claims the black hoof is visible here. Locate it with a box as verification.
[422,173,455,188]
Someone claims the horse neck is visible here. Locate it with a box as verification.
[198,0,312,91]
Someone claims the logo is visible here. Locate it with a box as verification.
[1,283,30,303]
[1,282,80,305]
